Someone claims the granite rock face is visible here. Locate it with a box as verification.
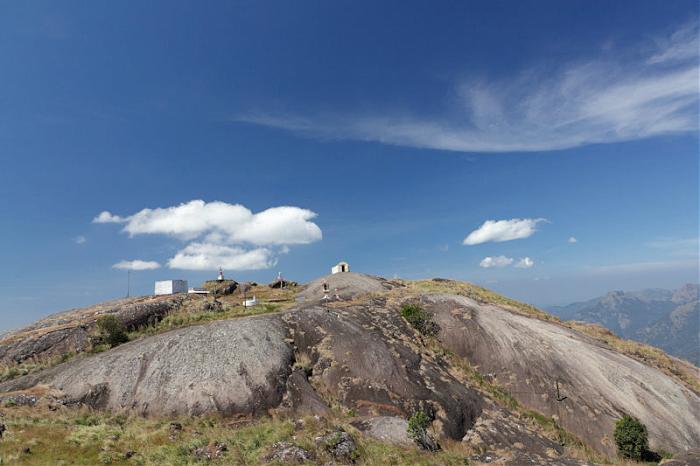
[296,272,401,302]
[1,281,699,460]
[0,295,185,364]
[1,315,293,417]
[422,293,700,456]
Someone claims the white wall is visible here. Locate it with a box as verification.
[155,280,188,295]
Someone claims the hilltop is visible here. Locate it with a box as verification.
[1,273,698,465]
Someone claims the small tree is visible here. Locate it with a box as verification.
[96,315,129,348]
[401,304,439,336]
[407,411,439,451]
[614,415,649,460]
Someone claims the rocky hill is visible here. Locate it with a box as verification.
[1,274,698,465]
[549,284,699,364]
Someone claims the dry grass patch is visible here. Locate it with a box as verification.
[0,404,478,465]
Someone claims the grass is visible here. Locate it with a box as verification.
[129,303,282,339]
[0,353,74,384]
[0,405,475,465]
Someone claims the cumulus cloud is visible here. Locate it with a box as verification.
[464,218,545,245]
[107,200,321,245]
[515,257,534,268]
[96,200,322,271]
[74,235,87,245]
[93,211,126,224]
[480,256,514,268]
[168,243,275,271]
[112,260,161,271]
[568,236,578,244]
[237,21,698,153]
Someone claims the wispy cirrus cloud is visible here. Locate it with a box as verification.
[237,21,698,153]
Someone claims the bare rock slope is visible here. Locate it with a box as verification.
[0,295,185,365]
[1,315,292,416]
[421,293,700,456]
[1,275,699,462]
[296,272,401,301]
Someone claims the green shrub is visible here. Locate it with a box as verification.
[407,411,431,441]
[96,315,129,348]
[401,304,438,336]
[407,411,440,451]
[614,415,649,460]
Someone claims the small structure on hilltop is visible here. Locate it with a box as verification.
[217,268,225,281]
[154,280,188,296]
[202,279,238,297]
[188,287,210,295]
[331,261,350,274]
[243,295,258,307]
[269,272,298,289]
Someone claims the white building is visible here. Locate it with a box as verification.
[188,287,210,295]
[331,261,350,274]
[243,295,258,307]
[155,280,188,295]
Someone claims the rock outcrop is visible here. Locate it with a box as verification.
[1,315,293,416]
[351,416,411,445]
[202,279,238,296]
[296,272,401,302]
[421,293,700,456]
[1,278,699,461]
[0,295,185,365]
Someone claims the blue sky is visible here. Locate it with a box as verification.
[1,1,698,331]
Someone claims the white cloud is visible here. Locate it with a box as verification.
[112,260,161,271]
[93,211,126,224]
[647,21,698,65]
[480,256,514,268]
[109,200,321,245]
[95,200,322,271]
[464,218,545,245]
[237,21,698,153]
[168,243,275,271]
[568,236,578,244]
[74,235,87,245]
[515,257,534,268]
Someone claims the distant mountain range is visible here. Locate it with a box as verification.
[549,284,699,364]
